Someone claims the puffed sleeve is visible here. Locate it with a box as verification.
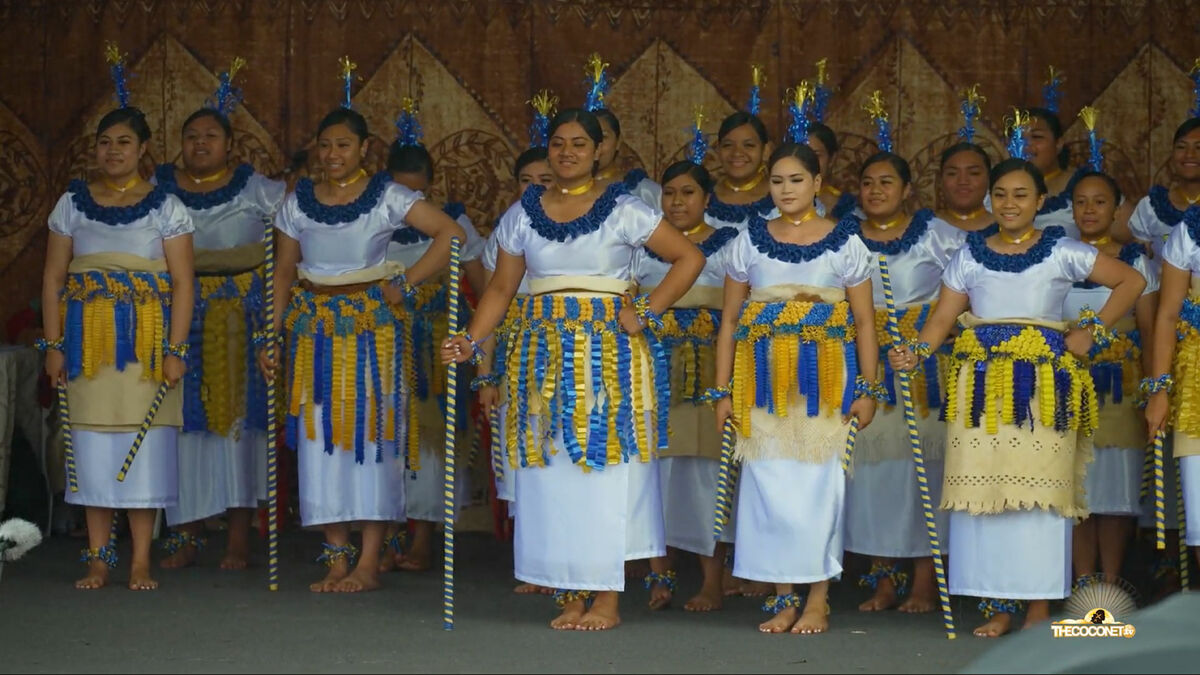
[1127,196,1154,244]
[723,231,753,284]
[1132,250,1161,295]
[275,192,303,241]
[614,194,661,248]
[942,246,974,295]
[47,192,74,237]
[633,178,663,213]
[1056,238,1099,283]
[457,214,486,262]
[250,172,287,215]
[159,195,195,239]
[1162,223,1199,273]
[839,235,874,288]
[481,233,499,273]
[383,182,423,231]
[493,200,527,257]
[925,216,968,268]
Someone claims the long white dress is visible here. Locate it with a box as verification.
[155,164,284,526]
[1160,216,1200,546]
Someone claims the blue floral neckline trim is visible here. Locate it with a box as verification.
[1148,185,1186,226]
[68,179,169,226]
[155,163,253,211]
[623,168,649,190]
[747,214,856,263]
[830,191,858,220]
[295,171,390,225]
[850,208,933,256]
[706,191,775,225]
[392,201,464,245]
[1185,206,1200,249]
[443,201,466,221]
[1073,242,1144,289]
[1038,168,1087,215]
[521,181,625,242]
[644,225,739,263]
[967,223,1066,273]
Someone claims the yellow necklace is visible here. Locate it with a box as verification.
[724,165,765,193]
[1083,234,1112,246]
[558,178,595,196]
[185,167,227,185]
[1043,167,1062,184]
[950,207,987,221]
[868,215,904,231]
[1176,186,1200,205]
[999,227,1037,245]
[783,209,818,227]
[595,166,620,182]
[104,175,141,193]
[682,222,708,237]
[330,168,367,189]
[822,184,842,197]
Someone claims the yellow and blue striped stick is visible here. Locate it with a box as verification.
[489,408,504,484]
[1154,430,1166,550]
[262,216,281,591]
[878,253,956,639]
[442,237,464,630]
[1178,457,1189,590]
[56,385,78,493]
[712,419,736,540]
[116,382,170,482]
[842,416,859,472]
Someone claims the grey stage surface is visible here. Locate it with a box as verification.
[0,531,1137,674]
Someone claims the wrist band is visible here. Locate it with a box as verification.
[471,373,501,390]
[35,337,64,353]
[632,294,665,333]
[854,375,887,401]
[164,342,191,360]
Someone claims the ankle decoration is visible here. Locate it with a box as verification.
[553,589,595,608]
[762,593,803,614]
[978,597,1026,619]
[858,561,909,596]
[80,545,119,568]
[642,570,677,593]
[316,543,359,568]
[160,531,207,555]
[1072,573,1105,591]
[381,533,406,555]
[1150,556,1178,581]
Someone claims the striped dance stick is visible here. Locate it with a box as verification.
[261,216,281,591]
[57,385,78,493]
[878,253,956,639]
[116,381,170,482]
[1178,456,1190,590]
[712,419,736,541]
[442,237,464,630]
[1154,430,1166,550]
[489,407,504,485]
[842,415,859,473]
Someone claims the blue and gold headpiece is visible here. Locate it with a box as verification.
[812,59,832,123]
[394,97,423,147]
[206,57,246,117]
[747,64,765,116]
[864,90,893,153]
[686,106,708,165]
[338,55,358,110]
[1005,107,1031,160]
[958,84,985,144]
[1042,65,1064,115]
[786,81,814,144]
[104,42,132,109]
[528,90,557,149]
[1078,106,1104,172]
[583,53,610,113]
[1189,57,1200,118]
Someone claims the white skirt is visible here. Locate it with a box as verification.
[658,456,733,557]
[165,427,267,526]
[1084,447,1142,516]
[1181,455,1200,546]
[513,441,664,590]
[844,458,948,558]
[405,442,471,522]
[948,509,1072,600]
[296,404,407,527]
[732,454,845,584]
[65,428,179,509]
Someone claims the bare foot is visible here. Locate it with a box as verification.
[397,546,432,573]
[219,545,249,571]
[684,586,723,612]
[514,583,552,595]
[128,562,159,591]
[898,590,937,613]
[378,552,400,574]
[758,606,799,633]
[74,561,109,590]
[858,578,899,612]
[791,603,830,635]
[973,613,1013,638]
[550,598,586,630]
[310,564,349,593]
[648,584,672,611]
[577,593,621,631]
[334,568,381,593]
[1022,601,1050,630]
[159,541,199,569]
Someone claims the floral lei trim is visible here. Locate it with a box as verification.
[705,191,775,224]
[1038,167,1087,215]
[154,163,253,211]
[623,168,649,190]
[294,171,390,225]
[1186,205,1200,250]
[644,225,739,263]
[851,208,934,256]
[68,179,169,226]
[1148,185,1186,227]
[747,214,856,263]
[1074,242,1145,289]
[966,224,1066,273]
[830,191,859,220]
[520,181,625,242]
[391,201,465,245]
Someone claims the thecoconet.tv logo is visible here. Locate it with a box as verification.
[1050,608,1136,638]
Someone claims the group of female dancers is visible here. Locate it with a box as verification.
[39,49,1200,639]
